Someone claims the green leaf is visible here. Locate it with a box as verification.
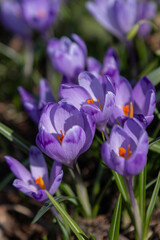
[144,171,160,238]
[32,196,79,224]
[127,23,139,40]
[139,166,146,230]
[112,171,129,202]
[45,191,88,240]
[109,194,122,240]
[56,218,71,240]
[32,200,52,224]
[147,66,160,86]
[0,122,30,154]
[149,137,160,154]
[89,234,96,240]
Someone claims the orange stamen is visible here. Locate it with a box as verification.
[87,98,94,104]
[123,105,129,117]
[57,130,65,144]
[86,98,102,110]
[38,11,46,18]
[119,144,132,160]
[122,101,133,118]
[129,102,133,118]
[35,176,46,189]
[119,147,126,158]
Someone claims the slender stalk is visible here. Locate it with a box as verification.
[74,165,92,218]
[125,176,142,240]
[24,39,34,78]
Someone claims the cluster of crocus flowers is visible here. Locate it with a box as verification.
[18,78,55,124]
[86,0,157,40]
[0,0,63,38]
[5,146,63,202]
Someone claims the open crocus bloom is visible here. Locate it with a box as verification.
[20,0,62,32]
[36,101,95,168]
[109,76,156,127]
[60,71,115,132]
[47,34,87,81]
[0,0,31,39]
[18,79,55,124]
[101,118,148,176]
[86,0,157,40]
[5,146,63,202]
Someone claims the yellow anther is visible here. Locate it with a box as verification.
[35,176,46,189]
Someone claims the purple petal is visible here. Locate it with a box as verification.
[123,118,145,144]
[1,0,31,38]
[13,179,37,198]
[60,84,90,110]
[71,33,88,57]
[38,102,57,133]
[31,189,48,202]
[62,126,86,167]
[49,169,63,195]
[36,129,67,164]
[87,57,102,76]
[102,91,115,120]
[53,102,84,133]
[125,130,148,175]
[80,112,95,153]
[49,161,62,187]
[115,76,132,106]
[78,71,105,106]
[39,78,55,105]
[18,86,40,123]
[114,0,137,34]
[86,0,124,40]
[132,76,155,110]
[29,146,49,189]
[5,156,32,183]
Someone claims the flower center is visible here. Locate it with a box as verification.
[57,130,66,144]
[122,102,133,118]
[37,10,46,19]
[119,144,132,160]
[35,176,46,189]
[86,98,101,110]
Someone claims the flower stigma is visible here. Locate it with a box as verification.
[87,98,101,110]
[35,176,46,189]
[57,130,66,144]
[119,144,132,160]
[37,10,46,19]
[122,102,133,118]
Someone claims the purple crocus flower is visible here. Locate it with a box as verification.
[0,0,31,39]
[47,34,87,82]
[109,76,156,127]
[87,47,120,84]
[18,78,55,124]
[60,71,115,132]
[101,118,148,176]
[86,0,157,40]
[36,101,95,168]
[20,0,62,34]
[5,146,63,202]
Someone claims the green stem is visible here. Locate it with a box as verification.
[74,165,92,218]
[125,176,142,240]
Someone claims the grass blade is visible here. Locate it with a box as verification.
[109,194,122,240]
[143,171,160,238]
[45,191,88,240]
[112,171,129,202]
[0,122,30,154]
[139,166,146,231]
